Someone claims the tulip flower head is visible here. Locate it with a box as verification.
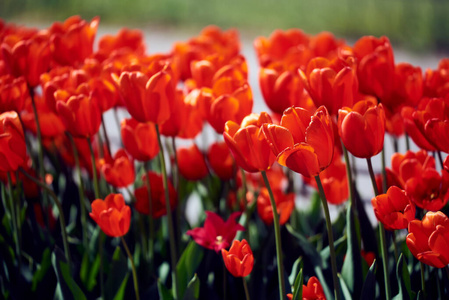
[287,276,326,300]
[99,149,135,188]
[371,186,416,231]
[221,239,254,277]
[187,211,245,252]
[0,111,27,172]
[406,211,449,268]
[263,105,334,177]
[176,144,209,181]
[90,193,131,237]
[257,187,294,225]
[338,100,386,158]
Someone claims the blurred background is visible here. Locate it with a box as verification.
[2,0,449,52]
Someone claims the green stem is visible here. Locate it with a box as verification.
[392,231,398,261]
[7,172,21,267]
[121,236,140,300]
[30,91,50,225]
[155,124,179,299]
[101,114,112,157]
[243,277,250,300]
[420,262,426,296]
[67,133,88,249]
[18,167,71,268]
[405,134,410,151]
[99,231,105,300]
[87,136,101,199]
[342,142,355,211]
[144,161,155,266]
[314,174,340,300]
[366,158,391,300]
[261,170,286,300]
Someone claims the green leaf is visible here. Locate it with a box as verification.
[360,260,377,300]
[176,241,204,299]
[393,254,413,300]
[286,224,322,268]
[291,260,303,300]
[338,273,352,300]
[112,273,129,300]
[51,248,87,300]
[80,252,100,291]
[157,280,174,300]
[183,273,200,300]
[32,248,52,291]
[105,246,129,300]
[288,256,302,286]
[341,204,363,299]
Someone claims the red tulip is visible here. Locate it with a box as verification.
[207,141,235,181]
[263,106,334,177]
[221,239,254,277]
[0,111,27,172]
[0,75,29,113]
[56,93,101,138]
[120,117,159,162]
[287,276,326,300]
[406,211,449,268]
[186,211,244,252]
[50,16,99,67]
[353,35,395,101]
[89,193,131,237]
[134,171,177,218]
[299,56,358,116]
[338,100,386,158]
[99,149,135,188]
[257,187,294,225]
[176,144,209,181]
[223,112,275,173]
[371,186,416,231]
[119,69,175,124]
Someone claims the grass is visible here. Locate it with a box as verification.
[2,0,449,51]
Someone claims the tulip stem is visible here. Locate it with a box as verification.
[101,115,112,157]
[18,167,71,268]
[314,174,340,300]
[7,172,21,268]
[155,124,179,299]
[261,170,286,300]
[366,158,391,300]
[30,91,50,225]
[437,151,444,170]
[87,136,101,199]
[341,142,355,211]
[420,262,426,295]
[121,236,140,300]
[67,133,88,250]
[144,161,155,266]
[243,277,251,300]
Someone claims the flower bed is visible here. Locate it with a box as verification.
[1,16,449,300]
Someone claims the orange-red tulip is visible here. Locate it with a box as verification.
[99,149,135,188]
[338,100,386,158]
[257,187,294,225]
[299,56,358,116]
[406,211,449,268]
[120,117,159,162]
[176,144,209,181]
[371,186,416,231]
[56,93,101,138]
[0,111,27,172]
[287,276,326,300]
[49,16,99,67]
[221,239,254,277]
[353,35,395,101]
[223,112,275,173]
[89,193,131,237]
[207,141,235,181]
[134,171,177,218]
[0,75,29,113]
[263,106,334,177]
[119,69,175,124]
[423,58,449,98]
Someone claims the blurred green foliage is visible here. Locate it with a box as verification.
[2,0,449,51]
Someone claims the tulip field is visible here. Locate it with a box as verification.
[1,16,449,300]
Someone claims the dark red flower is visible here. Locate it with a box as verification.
[186,211,245,252]
[0,111,27,171]
[176,144,209,181]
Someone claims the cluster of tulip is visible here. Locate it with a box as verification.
[1,16,449,300]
